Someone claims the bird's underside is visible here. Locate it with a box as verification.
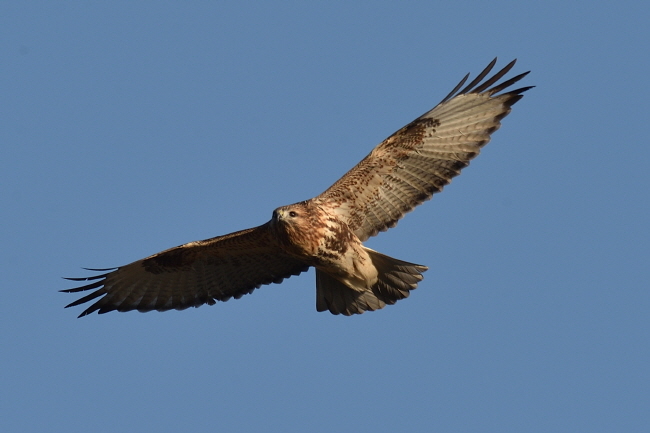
[61,58,532,317]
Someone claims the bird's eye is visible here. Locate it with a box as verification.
[289,211,297,217]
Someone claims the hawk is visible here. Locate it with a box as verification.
[62,58,532,317]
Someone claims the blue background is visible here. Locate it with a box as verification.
[2,2,649,432]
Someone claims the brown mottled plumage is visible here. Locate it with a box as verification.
[62,59,532,317]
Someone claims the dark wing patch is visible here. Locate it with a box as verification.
[316,59,533,241]
[61,223,309,317]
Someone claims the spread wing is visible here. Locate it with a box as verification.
[315,59,533,241]
[61,223,309,317]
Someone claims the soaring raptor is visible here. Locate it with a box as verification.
[62,59,532,317]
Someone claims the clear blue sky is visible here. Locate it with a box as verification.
[2,2,649,432]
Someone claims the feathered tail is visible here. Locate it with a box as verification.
[315,248,427,315]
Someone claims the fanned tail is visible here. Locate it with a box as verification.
[316,248,427,315]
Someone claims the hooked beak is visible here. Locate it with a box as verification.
[273,209,285,221]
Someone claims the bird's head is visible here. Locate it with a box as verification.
[272,204,304,226]
[270,202,316,239]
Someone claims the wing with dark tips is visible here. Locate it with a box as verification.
[316,59,533,241]
[61,223,309,317]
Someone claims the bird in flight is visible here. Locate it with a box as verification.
[62,58,532,317]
